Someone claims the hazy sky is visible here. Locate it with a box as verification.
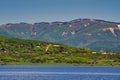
[0,0,120,24]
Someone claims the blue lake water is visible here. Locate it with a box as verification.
[0,66,119,80]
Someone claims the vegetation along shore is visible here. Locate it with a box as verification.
[0,36,119,66]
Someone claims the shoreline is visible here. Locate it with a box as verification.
[0,62,119,67]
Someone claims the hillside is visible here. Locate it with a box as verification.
[0,36,87,54]
[0,18,120,52]
[0,36,119,66]
[0,36,91,65]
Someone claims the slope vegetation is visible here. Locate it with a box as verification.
[0,36,119,66]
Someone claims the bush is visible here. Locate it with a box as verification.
[1,56,16,62]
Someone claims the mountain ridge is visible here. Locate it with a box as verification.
[0,18,120,52]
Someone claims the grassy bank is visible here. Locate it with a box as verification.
[1,61,120,67]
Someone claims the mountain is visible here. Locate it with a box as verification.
[0,18,120,52]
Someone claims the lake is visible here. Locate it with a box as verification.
[0,66,119,80]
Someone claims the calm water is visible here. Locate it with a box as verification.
[0,66,119,80]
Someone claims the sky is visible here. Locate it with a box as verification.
[0,0,120,24]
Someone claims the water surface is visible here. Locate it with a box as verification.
[0,66,119,80]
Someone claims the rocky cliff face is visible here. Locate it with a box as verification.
[0,18,120,52]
